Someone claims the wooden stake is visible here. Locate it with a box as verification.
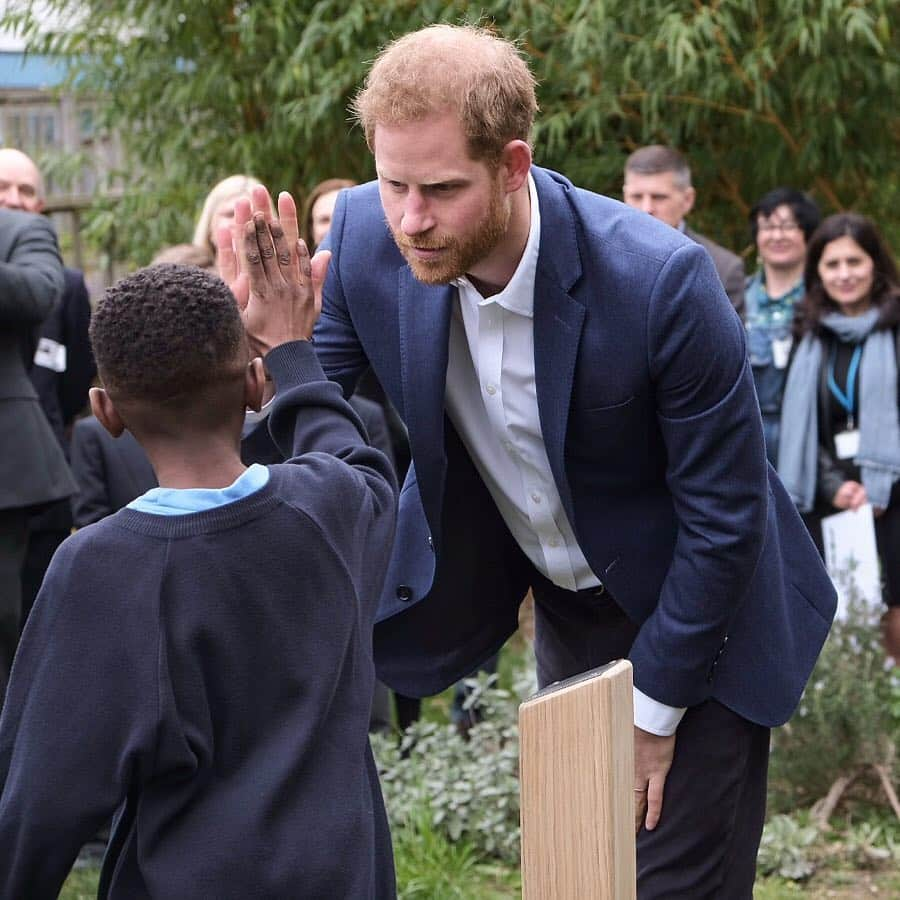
[519,660,636,900]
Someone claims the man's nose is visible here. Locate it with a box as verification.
[640,197,655,216]
[400,193,435,236]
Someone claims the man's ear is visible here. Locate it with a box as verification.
[499,140,533,194]
[245,357,266,413]
[89,387,125,438]
[682,185,697,218]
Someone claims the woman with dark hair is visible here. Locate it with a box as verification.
[745,187,821,463]
[778,212,900,657]
[301,178,356,251]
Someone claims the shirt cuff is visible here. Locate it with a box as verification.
[633,687,686,736]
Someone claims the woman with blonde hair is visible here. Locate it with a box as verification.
[192,174,263,259]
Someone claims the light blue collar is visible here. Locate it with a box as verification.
[127,463,270,516]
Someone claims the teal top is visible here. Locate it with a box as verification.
[744,270,804,331]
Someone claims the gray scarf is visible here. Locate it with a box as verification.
[777,307,900,512]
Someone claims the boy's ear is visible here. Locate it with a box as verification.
[89,387,126,438]
[245,357,266,413]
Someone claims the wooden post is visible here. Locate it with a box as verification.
[519,660,636,900]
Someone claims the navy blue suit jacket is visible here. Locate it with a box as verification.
[315,166,836,728]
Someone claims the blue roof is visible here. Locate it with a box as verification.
[0,52,69,89]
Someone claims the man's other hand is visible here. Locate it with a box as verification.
[634,726,676,834]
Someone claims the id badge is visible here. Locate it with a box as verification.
[771,336,793,370]
[33,337,67,373]
[835,429,860,460]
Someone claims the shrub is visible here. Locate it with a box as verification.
[757,813,819,880]
[373,665,536,867]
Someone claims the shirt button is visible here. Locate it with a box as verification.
[503,441,513,453]
[548,537,560,548]
[485,384,497,396]
[531,491,542,504]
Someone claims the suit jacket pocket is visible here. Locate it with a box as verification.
[566,395,652,472]
[579,395,637,424]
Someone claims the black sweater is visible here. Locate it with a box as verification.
[0,341,398,898]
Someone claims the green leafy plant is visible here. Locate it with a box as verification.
[373,665,535,867]
[757,813,819,880]
[841,820,900,869]
[3,0,898,264]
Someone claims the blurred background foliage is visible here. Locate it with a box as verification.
[3,0,898,265]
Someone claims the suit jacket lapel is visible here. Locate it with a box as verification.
[398,266,454,542]
[532,168,586,527]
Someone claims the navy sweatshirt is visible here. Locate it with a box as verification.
[0,341,398,899]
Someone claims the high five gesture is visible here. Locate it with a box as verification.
[217,185,330,357]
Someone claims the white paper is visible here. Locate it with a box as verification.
[821,504,881,620]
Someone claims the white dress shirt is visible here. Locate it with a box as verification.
[444,176,685,736]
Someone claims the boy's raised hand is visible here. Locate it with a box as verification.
[216,185,330,357]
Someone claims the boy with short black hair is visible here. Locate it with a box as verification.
[0,204,398,898]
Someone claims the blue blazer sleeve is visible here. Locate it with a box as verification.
[629,241,768,707]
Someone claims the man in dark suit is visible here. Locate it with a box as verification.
[623,144,746,319]
[0,204,75,698]
[224,25,835,896]
[0,149,96,621]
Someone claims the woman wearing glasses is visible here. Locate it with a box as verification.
[745,188,821,463]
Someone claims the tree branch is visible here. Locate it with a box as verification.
[811,771,856,829]
[872,764,900,822]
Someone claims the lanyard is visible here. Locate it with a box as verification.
[827,343,863,428]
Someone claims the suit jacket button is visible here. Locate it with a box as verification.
[396,585,413,602]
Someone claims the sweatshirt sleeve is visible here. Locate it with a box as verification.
[265,340,397,508]
[264,340,398,613]
[0,531,161,899]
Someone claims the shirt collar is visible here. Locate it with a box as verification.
[126,463,270,516]
[453,173,541,318]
